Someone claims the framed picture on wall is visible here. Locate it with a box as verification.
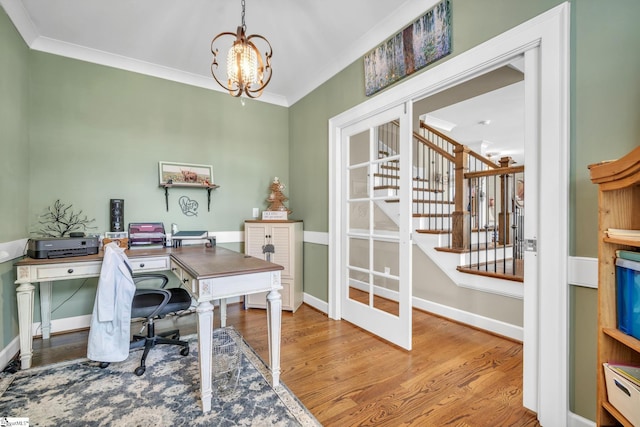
[158,161,214,186]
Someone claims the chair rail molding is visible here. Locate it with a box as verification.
[0,238,28,263]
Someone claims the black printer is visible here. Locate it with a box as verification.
[28,236,99,259]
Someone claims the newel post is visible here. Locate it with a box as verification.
[451,145,470,249]
[498,156,515,245]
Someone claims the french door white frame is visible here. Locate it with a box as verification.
[329,3,570,426]
[340,104,413,350]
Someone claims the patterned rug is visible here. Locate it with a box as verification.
[0,328,320,427]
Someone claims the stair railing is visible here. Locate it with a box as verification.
[463,163,525,280]
[374,121,524,280]
[416,122,498,246]
[375,121,401,195]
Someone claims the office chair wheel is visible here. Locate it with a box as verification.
[180,347,189,356]
[134,366,146,376]
[99,362,110,369]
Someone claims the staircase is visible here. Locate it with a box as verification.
[374,121,525,285]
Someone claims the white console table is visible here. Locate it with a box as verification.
[14,245,283,413]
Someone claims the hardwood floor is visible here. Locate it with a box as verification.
[30,303,539,426]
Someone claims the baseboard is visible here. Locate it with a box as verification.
[302,293,328,314]
[29,296,242,337]
[411,296,523,342]
[31,314,92,337]
[568,411,595,427]
[0,336,20,371]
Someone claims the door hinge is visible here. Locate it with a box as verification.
[524,238,537,252]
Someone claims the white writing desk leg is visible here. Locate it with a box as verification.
[40,281,53,339]
[266,289,282,387]
[16,282,35,369]
[196,300,214,413]
[219,298,227,327]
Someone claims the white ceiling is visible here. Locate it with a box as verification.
[2,0,524,163]
[2,0,437,106]
[425,81,525,164]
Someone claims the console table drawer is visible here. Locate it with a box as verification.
[170,260,195,289]
[129,256,170,272]
[36,263,102,280]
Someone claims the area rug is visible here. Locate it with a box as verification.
[0,328,320,427]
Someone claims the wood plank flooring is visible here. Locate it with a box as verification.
[30,303,539,426]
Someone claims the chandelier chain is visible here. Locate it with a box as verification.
[241,0,246,31]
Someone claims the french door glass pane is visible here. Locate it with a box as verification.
[349,130,370,166]
[345,117,402,318]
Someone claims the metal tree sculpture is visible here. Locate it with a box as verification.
[35,199,96,237]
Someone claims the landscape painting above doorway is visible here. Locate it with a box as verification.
[364,0,451,96]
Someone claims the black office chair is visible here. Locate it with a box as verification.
[100,273,192,376]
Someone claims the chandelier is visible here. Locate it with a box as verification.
[210,0,272,98]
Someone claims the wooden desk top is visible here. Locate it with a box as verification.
[170,246,283,280]
[15,245,283,280]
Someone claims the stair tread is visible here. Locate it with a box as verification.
[413,213,452,218]
[435,242,513,253]
[373,173,399,179]
[385,199,454,204]
[416,229,451,234]
[413,187,445,193]
[457,259,524,282]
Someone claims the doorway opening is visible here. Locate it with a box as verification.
[329,4,569,425]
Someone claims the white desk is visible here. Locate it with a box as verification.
[14,245,283,413]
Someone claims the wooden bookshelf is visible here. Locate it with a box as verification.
[589,146,640,427]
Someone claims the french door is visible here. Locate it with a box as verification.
[340,103,413,350]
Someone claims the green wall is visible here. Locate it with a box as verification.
[568,0,640,419]
[28,52,288,233]
[0,10,29,240]
[0,9,29,349]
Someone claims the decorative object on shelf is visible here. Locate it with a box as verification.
[158,161,219,212]
[264,177,291,219]
[364,0,451,96]
[159,161,213,186]
[34,199,96,237]
[210,0,273,99]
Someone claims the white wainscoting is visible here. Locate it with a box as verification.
[0,238,28,263]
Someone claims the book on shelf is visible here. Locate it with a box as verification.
[606,228,640,240]
[607,228,640,236]
[617,249,640,262]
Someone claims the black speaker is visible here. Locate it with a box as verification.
[110,199,124,232]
